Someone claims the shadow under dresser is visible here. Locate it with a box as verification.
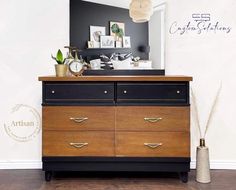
[38,75,193,182]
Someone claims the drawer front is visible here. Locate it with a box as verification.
[116,132,190,157]
[117,82,188,105]
[43,106,115,131]
[43,131,114,156]
[116,106,189,132]
[43,82,114,105]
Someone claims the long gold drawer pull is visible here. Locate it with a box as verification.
[70,117,88,123]
[70,142,88,148]
[144,117,162,123]
[144,143,163,149]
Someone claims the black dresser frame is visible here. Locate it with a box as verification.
[41,81,190,182]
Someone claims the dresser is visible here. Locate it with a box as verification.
[39,75,192,182]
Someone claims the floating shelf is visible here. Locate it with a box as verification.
[86,48,131,50]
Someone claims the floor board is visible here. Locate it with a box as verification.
[0,170,235,190]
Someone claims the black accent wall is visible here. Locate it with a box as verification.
[70,0,149,59]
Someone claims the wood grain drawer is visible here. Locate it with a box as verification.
[117,82,189,105]
[43,106,115,131]
[116,106,189,132]
[116,132,190,157]
[43,131,114,156]
[43,82,114,105]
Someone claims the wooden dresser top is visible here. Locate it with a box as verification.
[38,75,193,82]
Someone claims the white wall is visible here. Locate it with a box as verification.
[166,0,236,169]
[0,0,236,169]
[0,0,69,169]
[149,10,162,69]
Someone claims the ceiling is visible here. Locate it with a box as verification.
[82,0,166,9]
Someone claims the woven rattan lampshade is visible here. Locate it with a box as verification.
[129,0,153,23]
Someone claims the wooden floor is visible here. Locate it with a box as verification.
[0,170,235,190]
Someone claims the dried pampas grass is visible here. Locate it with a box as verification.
[191,82,222,139]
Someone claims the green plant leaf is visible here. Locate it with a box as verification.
[117,28,124,38]
[56,49,64,64]
[111,24,119,34]
[51,49,65,64]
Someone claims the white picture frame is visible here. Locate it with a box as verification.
[110,21,125,42]
[90,26,106,48]
[87,41,94,48]
[123,36,131,48]
[100,36,115,48]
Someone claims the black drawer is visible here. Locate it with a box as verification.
[43,82,115,105]
[116,82,189,105]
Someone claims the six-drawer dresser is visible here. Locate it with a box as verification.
[39,75,192,182]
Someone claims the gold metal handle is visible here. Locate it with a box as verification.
[70,117,88,123]
[69,142,88,148]
[144,117,162,123]
[144,143,163,149]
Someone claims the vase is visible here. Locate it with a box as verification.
[55,64,68,77]
[196,138,211,183]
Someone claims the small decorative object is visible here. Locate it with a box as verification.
[64,46,76,64]
[64,46,76,76]
[51,49,68,77]
[133,56,140,62]
[110,21,125,41]
[123,36,131,48]
[100,54,111,63]
[69,49,86,76]
[132,56,141,67]
[90,59,101,70]
[90,26,106,48]
[115,41,122,48]
[191,83,222,184]
[100,36,115,48]
[117,53,133,61]
[129,0,154,23]
[87,41,94,48]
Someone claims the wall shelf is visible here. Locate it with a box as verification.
[86,48,131,50]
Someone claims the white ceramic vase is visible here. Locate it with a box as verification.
[196,139,211,183]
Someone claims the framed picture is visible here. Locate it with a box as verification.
[87,41,94,48]
[123,36,131,48]
[110,21,125,42]
[115,41,122,48]
[100,36,115,48]
[90,26,106,48]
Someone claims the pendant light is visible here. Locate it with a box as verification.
[129,0,153,23]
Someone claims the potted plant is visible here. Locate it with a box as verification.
[51,49,68,77]
[111,23,124,41]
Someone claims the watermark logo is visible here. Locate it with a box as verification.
[4,104,41,142]
[169,13,232,35]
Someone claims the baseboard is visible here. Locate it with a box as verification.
[1,161,236,170]
[0,161,42,169]
[190,160,236,170]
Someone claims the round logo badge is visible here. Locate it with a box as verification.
[4,104,41,142]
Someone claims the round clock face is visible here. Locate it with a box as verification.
[69,61,83,76]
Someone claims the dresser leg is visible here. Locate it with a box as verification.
[45,171,52,182]
[179,172,188,183]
